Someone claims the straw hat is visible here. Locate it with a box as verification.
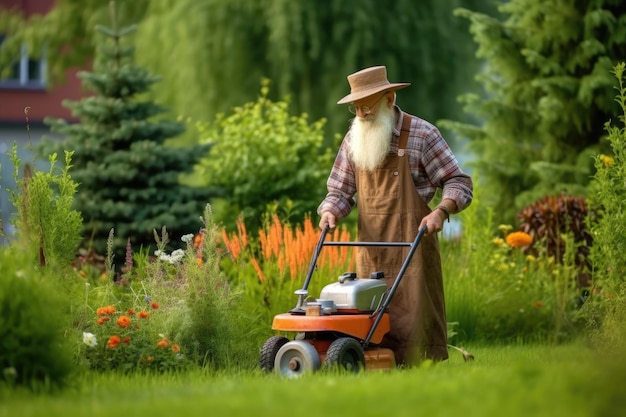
[337,66,410,104]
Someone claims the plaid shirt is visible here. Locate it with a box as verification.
[318,107,473,219]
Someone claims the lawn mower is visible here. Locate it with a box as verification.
[259,225,428,377]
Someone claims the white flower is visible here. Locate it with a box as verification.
[82,332,98,348]
[169,249,185,264]
[181,234,194,244]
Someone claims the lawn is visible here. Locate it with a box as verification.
[1,341,623,417]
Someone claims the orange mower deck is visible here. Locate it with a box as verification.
[271,312,391,345]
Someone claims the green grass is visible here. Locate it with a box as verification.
[2,341,623,417]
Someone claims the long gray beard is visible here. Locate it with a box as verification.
[349,104,396,172]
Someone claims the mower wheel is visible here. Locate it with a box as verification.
[324,337,365,373]
[274,341,321,378]
[260,336,289,372]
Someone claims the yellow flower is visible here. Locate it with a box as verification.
[505,231,533,248]
[498,224,513,234]
[599,154,614,167]
[526,255,536,262]
[492,237,504,246]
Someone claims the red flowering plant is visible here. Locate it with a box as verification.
[78,292,186,373]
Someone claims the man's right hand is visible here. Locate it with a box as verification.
[318,211,337,230]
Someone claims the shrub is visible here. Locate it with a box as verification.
[516,194,595,288]
[73,204,250,371]
[187,80,335,232]
[7,147,82,268]
[589,62,626,294]
[76,287,188,373]
[0,248,74,388]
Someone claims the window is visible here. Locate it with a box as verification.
[0,36,47,90]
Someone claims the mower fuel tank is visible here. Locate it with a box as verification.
[319,272,388,312]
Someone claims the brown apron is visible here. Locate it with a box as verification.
[355,112,448,365]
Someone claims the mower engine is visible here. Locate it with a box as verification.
[313,271,388,314]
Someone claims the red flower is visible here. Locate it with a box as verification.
[151,302,159,310]
[107,335,121,348]
[123,337,131,344]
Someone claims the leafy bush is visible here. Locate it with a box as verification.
[187,80,335,232]
[589,62,626,294]
[516,194,595,287]
[73,205,252,371]
[0,248,74,388]
[77,289,188,373]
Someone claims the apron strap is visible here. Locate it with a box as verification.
[399,112,412,150]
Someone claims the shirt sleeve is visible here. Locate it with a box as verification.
[416,122,473,211]
[317,134,357,219]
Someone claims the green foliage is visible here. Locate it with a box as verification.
[73,205,254,371]
[7,145,82,267]
[439,185,590,343]
[162,206,255,369]
[442,0,626,223]
[188,80,334,232]
[1,0,494,145]
[77,289,189,373]
[38,7,217,264]
[0,248,74,389]
[588,62,626,294]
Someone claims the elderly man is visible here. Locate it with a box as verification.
[318,65,473,366]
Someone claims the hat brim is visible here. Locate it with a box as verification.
[337,83,410,104]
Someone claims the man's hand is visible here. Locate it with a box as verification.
[419,209,447,235]
[319,211,337,230]
[420,199,457,235]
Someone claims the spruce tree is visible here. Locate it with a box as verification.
[441,0,626,222]
[39,3,216,265]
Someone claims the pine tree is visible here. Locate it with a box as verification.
[39,2,216,265]
[441,0,626,222]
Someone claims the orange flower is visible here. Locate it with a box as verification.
[534,301,543,309]
[123,337,131,344]
[96,305,116,316]
[107,335,121,348]
[127,308,135,315]
[172,344,180,353]
[97,317,106,325]
[138,311,149,319]
[116,315,132,328]
[157,338,170,348]
[151,302,159,309]
[505,231,533,248]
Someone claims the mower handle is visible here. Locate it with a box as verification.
[292,225,429,316]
